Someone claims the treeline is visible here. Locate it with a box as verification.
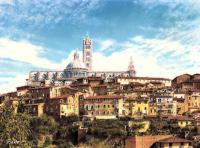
[0,103,199,147]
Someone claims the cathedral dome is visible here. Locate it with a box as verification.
[66,51,87,70]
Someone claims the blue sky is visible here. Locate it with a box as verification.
[0,0,200,93]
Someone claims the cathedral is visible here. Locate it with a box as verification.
[28,36,136,86]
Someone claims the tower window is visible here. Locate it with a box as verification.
[86,52,90,56]
[86,45,90,49]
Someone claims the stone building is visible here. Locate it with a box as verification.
[27,36,136,87]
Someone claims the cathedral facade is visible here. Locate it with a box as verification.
[28,36,136,86]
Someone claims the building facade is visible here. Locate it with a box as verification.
[83,95,125,119]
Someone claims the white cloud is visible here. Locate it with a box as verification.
[91,35,200,79]
[0,38,59,69]
[0,74,27,94]
[97,39,116,51]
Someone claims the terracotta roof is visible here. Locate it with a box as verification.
[149,81,163,84]
[9,98,19,101]
[125,97,136,101]
[51,94,70,99]
[117,76,171,81]
[168,116,194,121]
[29,86,51,90]
[129,82,145,86]
[0,93,7,97]
[85,95,123,99]
[191,109,200,114]
[92,84,107,88]
[16,85,31,90]
[157,136,190,143]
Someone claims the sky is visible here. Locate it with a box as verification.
[0,0,200,93]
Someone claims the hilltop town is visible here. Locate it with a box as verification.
[0,37,200,147]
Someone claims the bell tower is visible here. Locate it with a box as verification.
[83,35,92,71]
[128,56,136,77]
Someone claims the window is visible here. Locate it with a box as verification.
[85,105,88,110]
[104,105,106,108]
[86,45,90,49]
[86,57,90,61]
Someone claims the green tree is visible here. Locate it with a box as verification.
[0,103,31,147]
[29,115,58,146]
[127,123,144,136]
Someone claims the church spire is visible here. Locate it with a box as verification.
[128,56,136,77]
[74,50,79,60]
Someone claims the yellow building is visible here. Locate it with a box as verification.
[50,85,78,98]
[84,95,125,119]
[124,97,135,117]
[25,103,44,116]
[149,103,157,116]
[45,92,82,118]
[131,97,149,117]
[149,95,177,116]
[173,93,187,115]
[186,92,200,113]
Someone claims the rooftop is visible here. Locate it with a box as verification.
[157,136,191,143]
[85,95,123,100]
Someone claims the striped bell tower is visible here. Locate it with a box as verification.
[83,35,92,72]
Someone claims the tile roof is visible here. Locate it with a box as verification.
[117,76,171,81]
[157,136,191,143]
[51,94,70,99]
[85,95,123,99]
[168,116,194,121]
